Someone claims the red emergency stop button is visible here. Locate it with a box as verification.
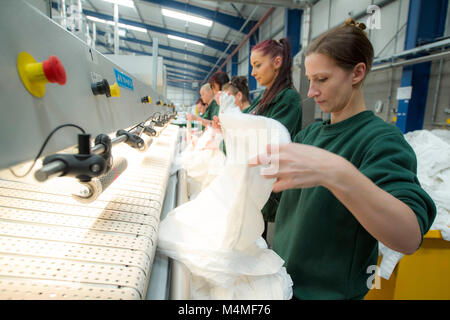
[42,55,66,85]
[17,52,67,98]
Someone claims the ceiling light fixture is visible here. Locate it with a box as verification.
[86,16,147,33]
[161,8,212,27]
[168,35,204,46]
[101,0,135,8]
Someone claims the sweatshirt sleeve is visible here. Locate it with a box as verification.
[358,132,437,239]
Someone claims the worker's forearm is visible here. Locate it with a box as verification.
[322,160,422,254]
[189,115,211,127]
[189,114,202,122]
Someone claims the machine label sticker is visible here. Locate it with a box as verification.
[114,68,134,91]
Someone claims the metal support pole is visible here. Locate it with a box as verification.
[152,37,159,91]
[92,22,96,50]
[431,58,444,123]
[113,3,119,55]
[284,8,303,57]
[60,0,67,28]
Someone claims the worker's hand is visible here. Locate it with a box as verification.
[212,116,222,131]
[202,119,213,128]
[186,113,193,121]
[249,143,348,192]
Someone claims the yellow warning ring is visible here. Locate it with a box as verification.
[17,52,47,98]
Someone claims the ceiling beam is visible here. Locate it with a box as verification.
[140,0,256,34]
[165,66,208,78]
[211,0,318,8]
[162,55,213,73]
[168,74,202,81]
[167,80,197,91]
[96,40,215,73]
[83,8,230,52]
[95,29,227,65]
[50,2,230,52]
[167,70,202,79]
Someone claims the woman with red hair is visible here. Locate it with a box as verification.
[245,38,303,234]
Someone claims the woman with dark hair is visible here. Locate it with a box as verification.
[195,97,207,116]
[252,18,436,300]
[244,38,303,234]
[209,71,230,95]
[223,76,251,111]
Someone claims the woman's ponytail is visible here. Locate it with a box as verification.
[252,38,294,115]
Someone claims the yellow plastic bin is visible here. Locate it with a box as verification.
[365,230,450,300]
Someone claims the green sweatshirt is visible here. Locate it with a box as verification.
[273,110,436,300]
[243,87,303,222]
[242,87,302,140]
[201,100,220,121]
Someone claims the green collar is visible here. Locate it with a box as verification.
[321,110,374,135]
[244,87,291,113]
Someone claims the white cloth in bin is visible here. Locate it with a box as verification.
[157,93,293,299]
[378,129,450,280]
[403,130,450,241]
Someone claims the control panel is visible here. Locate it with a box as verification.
[0,0,171,170]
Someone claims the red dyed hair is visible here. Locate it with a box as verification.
[251,38,293,115]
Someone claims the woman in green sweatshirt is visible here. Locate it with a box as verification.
[245,38,303,232]
[252,18,436,299]
[188,83,220,128]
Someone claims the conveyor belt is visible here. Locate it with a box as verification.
[0,124,179,300]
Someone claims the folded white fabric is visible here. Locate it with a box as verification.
[157,93,293,299]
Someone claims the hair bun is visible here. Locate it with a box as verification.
[231,76,247,87]
[344,17,366,30]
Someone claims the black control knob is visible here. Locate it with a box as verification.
[141,96,151,104]
[91,79,111,97]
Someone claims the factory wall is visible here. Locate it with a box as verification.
[166,86,198,110]
[237,40,249,78]
[361,53,450,130]
[306,0,450,129]
[421,58,450,129]
[259,7,286,42]
[25,0,49,15]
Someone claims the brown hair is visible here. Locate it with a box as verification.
[251,38,293,115]
[209,71,230,90]
[306,18,374,79]
[226,76,250,103]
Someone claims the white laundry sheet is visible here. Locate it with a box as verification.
[378,129,450,280]
[178,126,226,200]
[157,94,293,299]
